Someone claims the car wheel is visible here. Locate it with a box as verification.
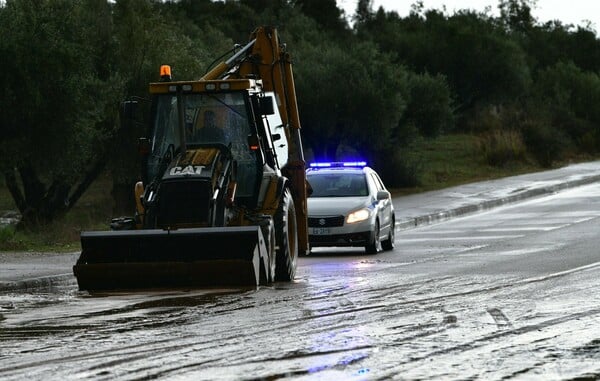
[382,217,395,251]
[274,188,298,281]
[365,219,382,254]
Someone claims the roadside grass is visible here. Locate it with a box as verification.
[394,133,548,195]
[0,133,597,252]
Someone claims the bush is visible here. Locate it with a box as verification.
[463,104,503,133]
[376,149,423,188]
[477,129,527,167]
[521,120,571,168]
[533,62,600,153]
[0,225,26,251]
[578,130,600,154]
[402,72,455,138]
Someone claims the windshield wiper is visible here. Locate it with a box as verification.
[207,94,245,118]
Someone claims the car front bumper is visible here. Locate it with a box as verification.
[307,217,375,247]
[309,230,372,247]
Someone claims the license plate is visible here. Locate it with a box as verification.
[311,227,330,235]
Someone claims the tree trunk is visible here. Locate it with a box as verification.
[17,165,45,211]
[3,158,107,228]
[3,170,26,215]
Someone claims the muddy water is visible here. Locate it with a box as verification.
[3,185,600,380]
[1,261,599,380]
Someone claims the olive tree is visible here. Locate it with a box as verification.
[289,25,407,163]
[0,0,120,226]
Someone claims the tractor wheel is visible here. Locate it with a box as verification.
[259,219,276,285]
[274,188,298,281]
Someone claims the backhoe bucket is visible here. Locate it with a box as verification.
[73,226,268,292]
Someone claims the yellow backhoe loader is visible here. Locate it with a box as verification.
[73,27,309,291]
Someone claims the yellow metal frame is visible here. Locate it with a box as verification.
[148,27,309,255]
[149,79,259,94]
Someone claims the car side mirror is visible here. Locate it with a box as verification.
[376,190,389,201]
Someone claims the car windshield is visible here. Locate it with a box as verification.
[307,172,368,197]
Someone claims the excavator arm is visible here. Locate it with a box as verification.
[201,26,308,256]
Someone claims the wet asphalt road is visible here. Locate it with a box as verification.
[2,184,600,380]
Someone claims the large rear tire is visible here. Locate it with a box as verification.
[259,219,276,285]
[274,188,298,281]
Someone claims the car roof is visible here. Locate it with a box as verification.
[307,167,369,174]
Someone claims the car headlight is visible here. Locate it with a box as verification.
[347,208,370,224]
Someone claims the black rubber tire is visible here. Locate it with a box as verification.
[274,188,298,281]
[259,220,276,285]
[382,217,395,251]
[365,219,382,254]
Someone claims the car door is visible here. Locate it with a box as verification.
[369,172,392,234]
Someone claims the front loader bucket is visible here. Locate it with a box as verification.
[73,226,268,292]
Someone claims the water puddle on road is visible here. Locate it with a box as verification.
[0,285,258,342]
[2,262,600,380]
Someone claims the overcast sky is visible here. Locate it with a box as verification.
[338,0,600,31]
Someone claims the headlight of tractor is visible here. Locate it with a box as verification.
[347,208,370,224]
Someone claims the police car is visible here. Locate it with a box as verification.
[306,161,395,254]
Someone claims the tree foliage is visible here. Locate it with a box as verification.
[531,62,600,152]
[401,72,455,138]
[293,35,407,162]
[2,0,600,226]
[0,0,119,226]
[358,8,530,115]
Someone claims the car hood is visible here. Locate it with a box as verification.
[307,197,371,216]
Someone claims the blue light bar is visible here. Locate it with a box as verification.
[309,162,332,168]
[342,161,367,167]
[309,161,367,168]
